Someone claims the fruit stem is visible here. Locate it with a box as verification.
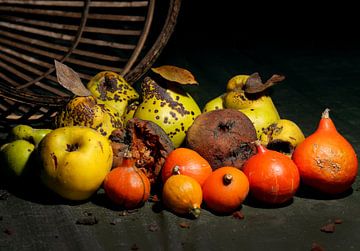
[172,166,181,175]
[322,108,330,119]
[318,108,337,132]
[190,207,201,218]
[254,140,267,154]
[223,174,233,185]
[123,149,133,159]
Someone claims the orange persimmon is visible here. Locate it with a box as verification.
[292,108,358,195]
[162,174,203,218]
[243,141,300,205]
[202,166,249,214]
[103,157,150,209]
[161,148,212,186]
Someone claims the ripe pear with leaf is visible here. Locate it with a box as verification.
[223,73,283,138]
[133,65,201,147]
[204,73,283,138]
[203,73,305,153]
[53,61,136,137]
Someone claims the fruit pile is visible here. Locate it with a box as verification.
[0,63,358,219]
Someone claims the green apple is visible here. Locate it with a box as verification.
[0,140,35,179]
[39,126,113,201]
[10,124,52,147]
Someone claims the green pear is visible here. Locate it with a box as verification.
[10,124,52,147]
[0,140,35,179]
[223,73,282,138]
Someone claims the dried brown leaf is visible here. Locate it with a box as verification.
[55,60,92,96]
[232,210,245,219]
[334,219,343,224]
[179,221,191,228]
[244,72,285,94]
[320,223,336,233]
[311,243,326,251]
[151,65,198,85]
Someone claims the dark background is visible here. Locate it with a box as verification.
[171,1,359,48]
[156,0,360,114]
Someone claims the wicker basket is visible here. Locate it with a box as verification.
[0,0,181,131]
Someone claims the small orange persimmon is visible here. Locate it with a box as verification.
[202,166,249,214]
[103,157,150,209]
[162,174,203,218]
[162,148,212,187]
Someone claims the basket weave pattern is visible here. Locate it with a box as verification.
[0,0,181,130]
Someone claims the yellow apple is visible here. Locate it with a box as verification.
[39,126,113,200]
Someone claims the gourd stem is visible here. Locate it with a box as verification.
[123,149,133,159]
[254,140,267,154]
[172,165,181,175]
[223,174,233,185]
[322,108,330,119]
[190,207,201,218]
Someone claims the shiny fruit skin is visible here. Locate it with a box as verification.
[243,142,300,204]
[161,148,212,187]
[104,158,150,209]
[292,109,358,195]
[202,166,249,214]
[39,126,113,200]
[162,174,202,218]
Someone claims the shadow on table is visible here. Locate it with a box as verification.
[295,184,354,200]
[241,184,354,209]
[0,175,95,206]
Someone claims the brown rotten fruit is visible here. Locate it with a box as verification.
[186,109,257,170]
[109,118,174,185]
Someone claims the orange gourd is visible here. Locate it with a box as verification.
[161,148,212,187]
[292,108,358,195]
[202,166,249,214]
[162,174,203,218]
[243,141,300,205]
[103,156,150,209]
